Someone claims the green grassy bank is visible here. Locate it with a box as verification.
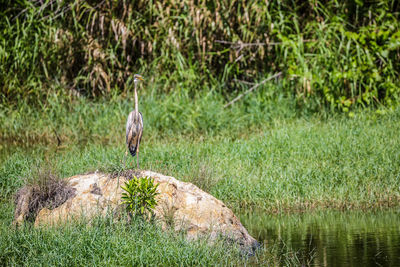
[0,216,240,266]
[1,92,399,211]
[1,92,399,265]
[0,213,309,266]
[0,94,308,266]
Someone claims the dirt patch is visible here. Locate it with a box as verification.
[90,183,102,195]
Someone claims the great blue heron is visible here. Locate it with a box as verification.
[125,74,144,168]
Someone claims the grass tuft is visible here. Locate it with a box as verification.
[14,164,76,223]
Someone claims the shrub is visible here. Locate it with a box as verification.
[121,176,159,219]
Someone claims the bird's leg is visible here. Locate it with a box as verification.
[137,143,140,169]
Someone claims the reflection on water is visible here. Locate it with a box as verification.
[240,210,400,267]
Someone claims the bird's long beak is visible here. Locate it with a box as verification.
[137,75,145,81]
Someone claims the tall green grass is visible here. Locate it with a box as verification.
[1,1,399,110]
[0,213,311,266]
[0,216,242,266]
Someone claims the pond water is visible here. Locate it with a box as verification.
[240,210,400,267]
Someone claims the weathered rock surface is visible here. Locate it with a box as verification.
[14,170,258,252]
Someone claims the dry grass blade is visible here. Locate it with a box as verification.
[224,72,283,108]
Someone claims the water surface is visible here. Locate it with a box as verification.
[240,210,400,267]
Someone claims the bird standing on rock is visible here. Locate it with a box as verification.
[125,74,144,169]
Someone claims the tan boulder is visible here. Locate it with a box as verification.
[14,170,258,252]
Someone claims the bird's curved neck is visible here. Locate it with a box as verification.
[134,82,139,118]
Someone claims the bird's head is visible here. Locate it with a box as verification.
[133,74,145,85]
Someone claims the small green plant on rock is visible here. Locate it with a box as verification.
[121,176,159,219]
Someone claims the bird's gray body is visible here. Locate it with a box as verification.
[126,111,143,157]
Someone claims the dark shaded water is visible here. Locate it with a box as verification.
[240,210,400,267]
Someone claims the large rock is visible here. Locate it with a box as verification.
[14,170,258,252]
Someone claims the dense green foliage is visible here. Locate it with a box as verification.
[1,0,399,110]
